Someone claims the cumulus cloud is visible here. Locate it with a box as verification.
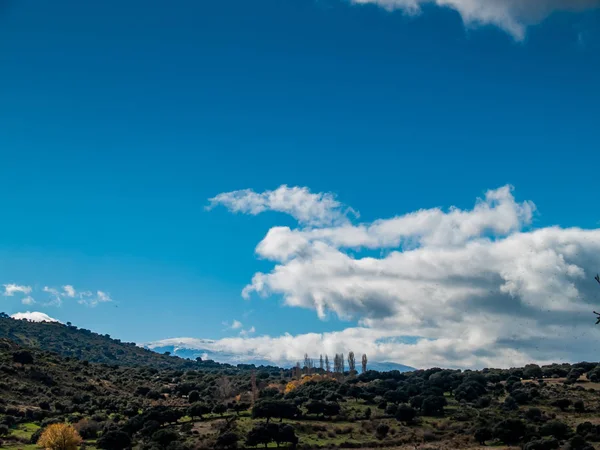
[207,185,358,227]
[351,0,600,40]
[11,311,60,323]
[198,184,600,369]
[3,284,32,296]
[231,319,243,329]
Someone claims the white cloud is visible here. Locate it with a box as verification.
[79,290,112,307]
[21,296,35,305]
[42,285,112,307]
[239,326,256,337]
[207,185,358,227]
[3,284,32,296]
[62,285,76,298]
[43,286,63,306]
[350,0,600,40]
[231,319,243,329]
[11,311,59,323]
[202,184,600,369]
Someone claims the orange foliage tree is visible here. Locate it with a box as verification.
[37,423,82,450]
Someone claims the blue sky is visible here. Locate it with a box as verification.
[1,0,599,369]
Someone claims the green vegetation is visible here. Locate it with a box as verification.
[2,315,600,449]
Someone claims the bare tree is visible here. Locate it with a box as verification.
[347,351,356,374]
[251,371,258,406]
[319,354,324,371]
[333,354,340,373]
[216,376,234,400]
[296,362,302,380]
[304,353,311,375]
[361,354,368,374]
[325,355,330,373]
[341,353,345,374]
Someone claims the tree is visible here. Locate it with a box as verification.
[188,402,211,420]
[97,430,131,450]
[420,395,447,416]
[37,424,82,450]
[188,390,200,403]
[246,423,272,448]
[275,424,299,448]
[361,354,368,374]
[253,400,299,423]
[493,419,527,445]
[319,354,324,371]
[474,427,493,445]
[12,350,34,365]
[213,403,227,416]
[216,432,239,449]
[376,423,390,439]
[523,364,543,380]
[552,398,571,411]
[395,404,417,424]
[152,429,180,448]
[540,420,572,440]
[347,351,356,374]
[594,274,600,324]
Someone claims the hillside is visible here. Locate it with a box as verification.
[0,315,227,371]
[3,321,600,449]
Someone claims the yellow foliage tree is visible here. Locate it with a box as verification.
[284,373,337,393]
[37,423,82,450]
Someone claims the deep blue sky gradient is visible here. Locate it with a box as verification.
[0,0,598,342]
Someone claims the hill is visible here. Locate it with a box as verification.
[3,333,600,450]
[0,314,225,371]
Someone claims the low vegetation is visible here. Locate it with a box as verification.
[2,316,600,449]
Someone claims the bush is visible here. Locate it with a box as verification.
[97,430,131,450]
[395,404,417,424]
[493,418,526,445]
[188,390,200,403]
[552,398,571,411]
[216,432,239,449]
[74,419,100,439]
[152,429,180,447]
[564,435,595,450]
[0,425,9,437]
[375,423,389,439]
[474,427,492,445]
[37,424,82,450]
[525,407,543,421]
[540,420,572,440]
[12,350,34,364]
[385,403,398,416]
[574,400,585,412]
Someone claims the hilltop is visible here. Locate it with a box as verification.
[0,314,228,371]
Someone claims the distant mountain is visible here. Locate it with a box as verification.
[368,361,417,372]
[146,342,416,372]
[147,343,279,368]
